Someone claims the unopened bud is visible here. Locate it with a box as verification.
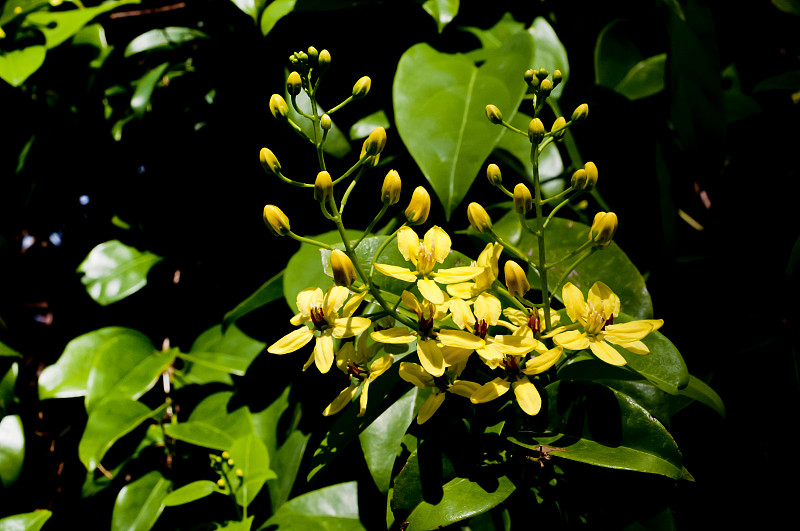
[485,104,503,125]
[571,103,589,123]
[528,118,545,144]
[263,205,291,236]
[320,114,332,131]
[583,161,598,189]
[331,249,357,287]
[571,169,589,190]
[552,70,563,87]
[227,458,234,466]
[269,94,289,121]
[381,170,402,205]
[259,148,281,175]
[307,46,318,67]
[589,211,618,248]
[221,452,230,459]
[405,186,431,225]
[513,183,532,214]
[314,171,333,202]
[551,116,567,140]
[539,79,552,97]
[536,68,550,81]
[318,49,331,71]
[235,469,244,478]
[217,478,226,488]
[486,164,502,186]
[352,76,371,99]
[287,71,302,96]
[504,260,530,298]
[359,142,380,168]
[467,203,493,234]
[523,69,536,85]
[363,126,386,156]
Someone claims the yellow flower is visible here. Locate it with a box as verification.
[398,361,481,424]
[552,281,663,366]
[501,307,561,339]
[469,346,563,415]
[323,333,394,417]
[446,242,503,299]
[267,285,371,373]
[374,226,483,305]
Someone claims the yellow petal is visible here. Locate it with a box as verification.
[314,334,335,373]
[401,290,422,315]
[322,384,359,416]
[397,227,421,265]
[471,377,511,404]
[368,353,394,378]
[440,344,473,366]
[424,225,451,263]
[289,312,307,326]
[417,339,445,377]
[432,266,484,284]
[417,278,445,305]
[588,338,627,366]
[552,330,590,351]
[374,263,419,283]
[604,320,658,342]
[417,393,446,424]
[332,316,372,338]
[302,350,315,371]
[607,339,650,355]
[446,282,480,299]
[324,285,351,315]
[371,327,417,344]
[474,292,502,326]
[358,379,371,417]
[502,308,528,327]
[588,281,620,319]
[522,347,563,375]
[438,329,483,350]
[399,362,433,388]
[296,287,324,315]
[268,327,314,354]
[341,291,367,317]
[448,380,482,398]
[561,283,587,325]
[490,335,540,356]
[475,345,505,368]
[512,377,542,415]
[449,298,476,330]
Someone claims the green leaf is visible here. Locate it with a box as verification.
[671,375,725,418]
[131,62,170,118]
[164,391,254,450]
[260,481,365,531]
[0,46,46,87]
[73,24,114,69]
[492,213,653,318]
[179,324,265,386]
[463,13,524,57]
[754,68,800,92]
[359,387,418,493]
[0,363,18,415]
[260,0,296,36]
[223,270,284,331]
[528,16,570,99]
[393,28,534,219]
[349,109,391,140]
[77,240,163,306]
[112,470,172,531]
[0,339,19,357]
[24,0,140,49]
[228,0,265,21]
[267,430,310,512]
[510,381,685,479]
[79,399,163,471]
[163,480,219,506]
[124,26,209,57]
[421,0,459,33]
[229,433,276,508]
[0,415,24,488]
[614,54,667,100]
[218,517,255,531]
[0,510,52,531]
[594,19,645,88]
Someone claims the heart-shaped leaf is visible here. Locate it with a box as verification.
[77,240,163,306]
[0,46,46,87]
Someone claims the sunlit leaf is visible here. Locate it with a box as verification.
[349,109,391,140]
[421,0,459,33]
[164,391,254,450]
[260,0,296,36]
[24,0,140,49]
[0,363,18,415]
[229,0,266,22]
[124,26,209,57]
[260,481,365,531]
[229,433,276,508]
[179,323,265,386]
[0,340,19,358]
[111,470,172,531]
[614,54,667,100]
[0,46,46,87]
[163,480,219,507]
[77,240,163,306]
[0,510,52,531]
[0,415,24,488]
[131,62,170,117]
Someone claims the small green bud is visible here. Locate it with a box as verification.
[539,78,553,97]
[227,458,234,466]
[583,161,598,189]
[589,211,618,248]
[307,46,318,67]
[552,70,563,87]
[551,116,567,140]
[297,51,308,64]
[486,164,502,186]
[528,75,540,91]
[287,71,302,96]
[513,183,532,214]
[536,68,550,81]
[269,94,289,121]
[352,76,371,99]
[364,126,387,156]
[528,118,545,144]
[485,104,503,125]
[235,469,244,478]
[314,171,333,202]
[524,69,536,85]
[504,260,530,298]
[221,451,230,459]
[263,205,291,236]
[320,114,332,131]
[331,249,357,287]
[405,186,431,225]
[571,103,589,123]
[217,478,226,488]
[318,49,331,71]
[259,148,281,175]
[381,169,402,205]
[467,202,493,234]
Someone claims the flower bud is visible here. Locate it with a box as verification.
[363,126,387,156]
[485,105,503,125]
[486,164,502,186]
[359,142,380,168]
[528,118,545,144]
[513,183,532,214]
[263,205,291,236]
[571,169,588,190]
[381,169,402,205]
[589,211,618,248]
[331,249,357,287]
[352,76,371,99]
[314,171,333,202]
[552,70,563,87]
[583,161,598,189]
[318,49,331,71]
[307,46,318,67]
[523,69,536,85]
[504,260,530,298]
[571,103,589,123]
[259,148,281,175]
[536,68,550,81]
[467,202,492,234]
[235,469,244,478]
[269,94,289,121]
[539,78,553,97]
[405,186,431,225]
[551,116,567,140]
[320,113,332,131]
[287,71,302,96]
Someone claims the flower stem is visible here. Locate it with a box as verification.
[548,248,597,305]
[531,139,552,331]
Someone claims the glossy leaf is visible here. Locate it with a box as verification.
[614,54,667,100]
[260,481,365,531]
[124,26,209,57]
[463,13,525,60]
[0,46,46,87]
[111,470,172,531]
[79,399,163,471]
[0,510,52,531]
[24,0,139,49]
[492,213,653,318]
[179,324,265,386]
[260,0,296,36]
[267,430,310,512]
[163,480,219,507]
[131,62,170,117]
[528,16,570,99]
[77,240,163,306]
[223,270,284,331]
[229,433,276,508]
[391,448,456,514]
[359,387,419,493]
[349,109,391,140]
[393,28,534,218]
[669,375,726,418]
[594,19,646,89]
[229,0,265,22]
[0,415,24,488]
[421,0,459,33]
[510,381,685,479]
[0,363,18,414]
[164,391,254,451]
[73,23,114,69]
[0,340,20,357]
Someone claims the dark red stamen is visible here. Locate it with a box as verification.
[310,307,327,329]
[474,320,488,340]
[605,315,613,327]
[348,363,367,379]
[528,312,540,335]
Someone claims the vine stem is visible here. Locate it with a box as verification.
[531,141,552,331]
